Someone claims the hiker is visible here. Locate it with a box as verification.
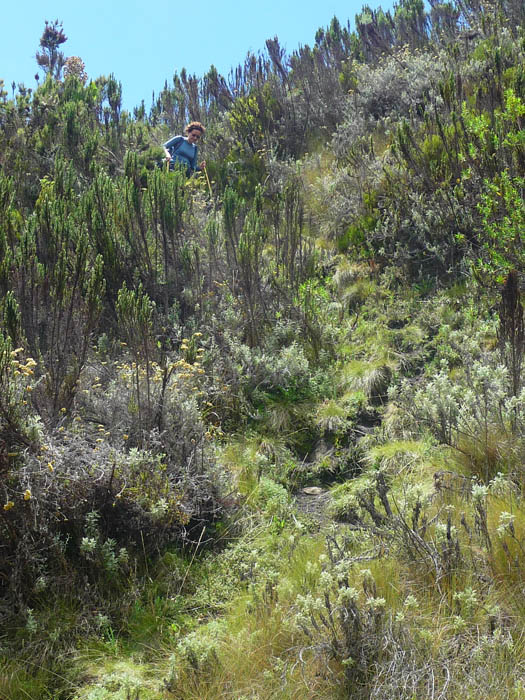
[163,121,206,176]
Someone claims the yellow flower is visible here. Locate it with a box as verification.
[24,490,31,501]
[48,462,54,472]
[3,501,14,511]
[123,434,129,441]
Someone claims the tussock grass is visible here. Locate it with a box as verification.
[486,492,525,585]
[160,534,334,700]
[339,358,394,402]
[0,658,64,700]
[365,438,433,475]
[332,260,372,292]
[455,429,525,484]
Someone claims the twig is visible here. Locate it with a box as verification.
[177,525,206,595]
[203,165,213,198]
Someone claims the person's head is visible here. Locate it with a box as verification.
[185,121,205,144]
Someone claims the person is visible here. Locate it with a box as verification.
[163,121,206,176]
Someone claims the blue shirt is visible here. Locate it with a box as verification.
[164,135,199,173]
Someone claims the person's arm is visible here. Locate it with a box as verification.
[163,135,184,161]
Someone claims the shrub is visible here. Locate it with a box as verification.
[0,425,226,628]
[335,47,444,156]
[395,357,525,482]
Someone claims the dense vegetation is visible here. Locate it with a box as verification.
[1,1,525,697]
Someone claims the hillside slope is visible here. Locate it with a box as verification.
[1,2,525,698]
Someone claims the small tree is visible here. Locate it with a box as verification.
[116,282,156,440]
[36,20,67,81]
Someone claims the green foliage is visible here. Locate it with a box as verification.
[0,420,223,642]
[338,210,377,253]
[0,334,40,452]
[4,7,525,699]
[116,283,156,438]
[394,354,525,482]
[477,170,525,280]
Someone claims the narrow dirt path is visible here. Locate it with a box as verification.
[294,486,332,527]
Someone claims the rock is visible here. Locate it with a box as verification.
[301,486,326,496]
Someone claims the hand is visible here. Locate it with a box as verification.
[200,160,206,170]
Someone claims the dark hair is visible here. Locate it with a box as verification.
[185,121,205,135]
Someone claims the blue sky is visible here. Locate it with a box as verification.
[1,0,391,112]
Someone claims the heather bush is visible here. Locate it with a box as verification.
[198,330,323,439]
[371,52,525,280]
[293,544,390,697]
[335,47,445,160]
[321,469,525,685]
[0,416,226,632]
[394,356,525,481]
[304,162,382,248]
[77,336,213,463]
